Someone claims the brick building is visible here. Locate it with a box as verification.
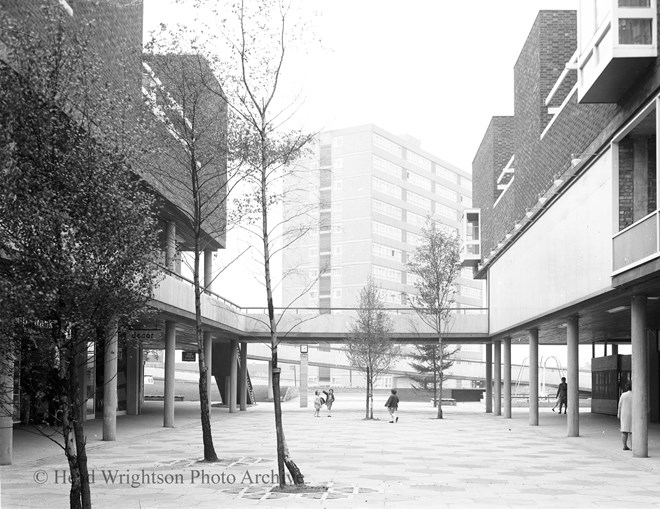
[467,3,660,457]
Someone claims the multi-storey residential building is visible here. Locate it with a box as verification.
[467,3,660,457]
[283,124,482,313]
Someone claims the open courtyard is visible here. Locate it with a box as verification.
[3,394,660,508]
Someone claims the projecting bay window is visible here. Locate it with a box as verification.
[577,0,657,103]
[460,209,481,268]
[612,100,659,274]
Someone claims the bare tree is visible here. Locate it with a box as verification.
[407,220,462,419]
[141,44,243,462]
[344,277,400,419]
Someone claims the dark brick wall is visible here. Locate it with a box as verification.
[473,10,617,257]
[472,116,513,256]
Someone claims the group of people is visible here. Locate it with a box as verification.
[313,388,401,423]
[313,389,335,417]
[551,376,633,452]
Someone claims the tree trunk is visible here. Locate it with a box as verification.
[365,368,370,419]
[433,348,438,408]
[69,336,91,509]
[192,150,218,462]
[260,126,304,486]
[437,340,443,419]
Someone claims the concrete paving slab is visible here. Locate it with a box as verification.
[3,395,660,507]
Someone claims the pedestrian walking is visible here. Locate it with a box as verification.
[313,390,322,417]
[618,383,632,450]
[323,388,335,417]
[384,389,399,423]
[554,377,568,414]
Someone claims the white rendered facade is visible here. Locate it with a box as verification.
[282,124,482,315]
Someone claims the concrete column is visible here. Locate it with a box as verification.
[612,344,619,356]
[529,329,539,426]
[126,341,140,415]
[567,316,579,437]
[240,342,248,411]
[494,341,502,416]
[164,320,176,427]
[649,333,659,423]
[485,343,493,413]
[632,295,649,457]
[204,332,213,415]
[503,337,512,419]
[103,322,118,441]
[267,361,274,400]
[204,249,213,292]
[0,352,14,465]
[229,340,238,413]
[165,222,176,270]
[300,347,309,408]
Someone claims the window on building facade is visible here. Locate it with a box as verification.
[436,164,458,184]
[373,133,403,158]
[372,243,402,262]
[407,171,432,191]
[436,184,457,202]
[461,194,473,207]
[332,136,344,147]
[436,203,458,221]
[373,177,402,199]
[406,152,432,171]
[373,199,402,220]
[373,265,402,283]
[373,221,402,241]
[460,285,481,299]
[407,210,427,228]
[407,231,422,246]
[407,272,422,287]
[373,155,402,178]
[617,105,656,231]
[407,191,432,210]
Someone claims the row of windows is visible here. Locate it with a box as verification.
[373,242,402,262]
[372,134,468,189]
[373,199,402,219]
[372,177,466,215]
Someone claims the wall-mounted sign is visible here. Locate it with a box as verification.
[128,330,161,342]
[300,345,308,354]
[182,351,196,362]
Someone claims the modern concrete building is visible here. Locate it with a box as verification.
[467,3,660,456]
[282,124,483,312]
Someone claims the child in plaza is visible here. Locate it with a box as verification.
[323,388,335,417]
[314,390,323,417]
[553,377,568,414]
[385,389,399,423]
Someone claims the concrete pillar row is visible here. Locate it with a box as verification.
[494,341,502,416]
[529,328,539,426]
[164,320,176,427]
[503,337,512,419]
[485,343,493,414]
[567,316,579,438]
[240,342,248,411]
[103,321,118,441]
[631,295,649,457]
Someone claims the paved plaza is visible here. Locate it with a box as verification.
[3,394,660,508]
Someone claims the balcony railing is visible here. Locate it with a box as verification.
[612,210,660,273]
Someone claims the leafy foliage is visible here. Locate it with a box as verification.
[407,220,461,418]
[0,5,160,508]
[345,277,400,419]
